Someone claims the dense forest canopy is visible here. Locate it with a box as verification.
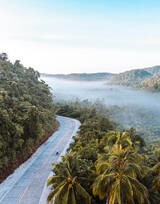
[0,53,57,182]
[48,103,160,204]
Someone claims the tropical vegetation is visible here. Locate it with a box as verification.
[0,53,57,182]
[48,104,160,203]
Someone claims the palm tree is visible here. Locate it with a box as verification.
[142,161,160,204]
[105,130,133,151]
[47,155,91,204]
[148,147,160,194]
[152,162,160,192]
[105,129,144,152]
[92,144,150,204]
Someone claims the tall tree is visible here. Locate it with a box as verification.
[47,155,91,204]
[92,145,150,204]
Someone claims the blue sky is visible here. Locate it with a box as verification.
[0,0,160,74]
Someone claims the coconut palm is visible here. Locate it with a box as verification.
[47,155,91,204]
[142,161,160,204]
[92,144,150,204]
[105,130,133,150]
[152,162,160,192]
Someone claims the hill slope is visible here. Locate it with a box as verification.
[108,66,160,87]
[139,72,160,91]
[0,53,57,182]
[143,66,160,75]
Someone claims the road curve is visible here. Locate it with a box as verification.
[0,116,80,204]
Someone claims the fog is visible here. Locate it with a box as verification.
[42,77,160,144]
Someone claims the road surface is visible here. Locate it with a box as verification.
[0,116,80,204]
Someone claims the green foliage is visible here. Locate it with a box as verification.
[0,54,56,182]
[108,66,160,89]
[108,69,152,87]
[93,145,150,204]
[56,102,97,123]
[139,72,160,91]
[47,154,92,204]
[48,104,160,204]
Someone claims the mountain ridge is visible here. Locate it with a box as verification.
[41,72,115,81]
[107,65,160,88]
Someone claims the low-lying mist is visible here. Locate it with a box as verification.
[42,77,160,145]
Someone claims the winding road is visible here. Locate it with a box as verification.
[0,116,80,204]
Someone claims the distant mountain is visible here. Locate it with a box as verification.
[107,69,152,87]
[108,66,160,87]
[41,72,115,81]
[138,72,160,91]
[143,66,160,75]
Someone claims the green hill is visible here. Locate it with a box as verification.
[139,72,160,91]
[41,72,115,81]
[0,53,57,182]
[143,65,160,75]
[108,66,160,87]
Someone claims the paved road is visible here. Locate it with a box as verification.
[0,116,80,204]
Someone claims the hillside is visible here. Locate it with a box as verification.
[107,66,160,87]
[41,72,115,81]
[143,65,160,75]
[139,72,160,91]
[0,53,57,182]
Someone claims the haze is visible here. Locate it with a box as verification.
[42,77,160,144]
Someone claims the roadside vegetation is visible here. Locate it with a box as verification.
[47,102,160,204]
[0,53,57,182]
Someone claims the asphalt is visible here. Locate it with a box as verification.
[0,116,80,204]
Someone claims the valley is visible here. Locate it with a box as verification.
[42,76,160,145]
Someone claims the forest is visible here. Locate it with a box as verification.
[0,53,57,182]
[47,102,160,204]
[107,65,160,91]
[1,53,160,203]
[139,72,160,91]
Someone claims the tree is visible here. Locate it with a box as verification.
[47,155,91,204]
[92,144,150,204]
[105,130,133,149]
[0,53,8,61]
[0,54,56,182]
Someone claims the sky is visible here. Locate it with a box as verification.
[0,0,160,74]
